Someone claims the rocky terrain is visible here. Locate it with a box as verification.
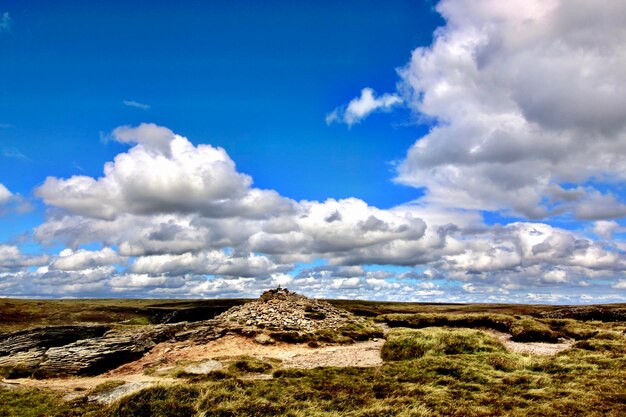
[0,288,381,378]
[196,287,383,344]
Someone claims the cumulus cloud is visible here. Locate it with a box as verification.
[443,223,625,276]
[130,251,289,277]
[326,88,402,127]
[593,221,621,240]
[0,183,11,205]
[50,247,124,271]
[111,123,175,155]
[0,245,49,272]
[325,0,626,220]
[36,124,295,220]
[0,183,31,215]
[122,100,151,110]
[7,121,626,301]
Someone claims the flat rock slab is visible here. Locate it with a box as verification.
[88,381,152,405]
[183,359,222,374]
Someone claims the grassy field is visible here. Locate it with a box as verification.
[1,299,626,416]
[3,297,625,333]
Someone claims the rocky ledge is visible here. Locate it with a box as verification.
[0,323,185,378]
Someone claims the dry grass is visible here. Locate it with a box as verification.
[2,299,626,416]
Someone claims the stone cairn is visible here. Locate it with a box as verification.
[183,287,382,345]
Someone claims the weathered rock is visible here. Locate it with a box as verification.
[34,323,188,377]
[0,325,110,356]
[183,359,222,375]
[0,349,46,371]
[87,381,152,405]
[36,332,155,377]
[0,322,188,378]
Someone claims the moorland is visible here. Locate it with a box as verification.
[1,297,625,417]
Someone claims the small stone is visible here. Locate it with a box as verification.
[184,359,222,375]
[254,334,276,345]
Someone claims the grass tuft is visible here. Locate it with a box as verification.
[381,328,505,361]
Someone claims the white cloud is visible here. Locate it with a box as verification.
[130,250,289,277]
[0,183,12,204]
[0,183,31,215]
[574,193,626,220]
[326,88,402,127]
[122,100,151,110]
[369,0,626,219]
[36,124,295,220]
[0,245,49,272]
[112,123,174,155]
[14,123,626,301]
[50,247,124,271]
[593,220,621,239]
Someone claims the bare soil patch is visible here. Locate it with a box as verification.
[109,334,385,376]
[486,330,572,355]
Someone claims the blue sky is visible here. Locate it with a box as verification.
[1,0,626,303]
[0,0,439,206]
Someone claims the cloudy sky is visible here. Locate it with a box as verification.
[1,0,626,303]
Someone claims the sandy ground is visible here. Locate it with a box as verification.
[486,330,573,355]
[2,374,179,403]
[109,335,385,376]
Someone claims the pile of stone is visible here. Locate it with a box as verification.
[201,287,381,344]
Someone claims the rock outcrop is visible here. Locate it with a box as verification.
[0,288,381,378]
[0,325,110,356]
[0,325,110,374]
[0,323,185,377]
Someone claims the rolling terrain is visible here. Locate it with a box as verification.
[1,296,626,416]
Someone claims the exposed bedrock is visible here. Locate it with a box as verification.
[0,323,187,378]
[0,325,110,356]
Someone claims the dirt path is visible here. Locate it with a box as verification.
[2,374,179,402]
[485,330,573,355]
[284,339,384,369]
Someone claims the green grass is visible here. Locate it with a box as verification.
[102,333,626,416]
[229,356,274,374]
[381,328,506,361]
[0,386,102,417]
[4,324,623,417]
[382,313,562,342]
[2,299,626,416]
